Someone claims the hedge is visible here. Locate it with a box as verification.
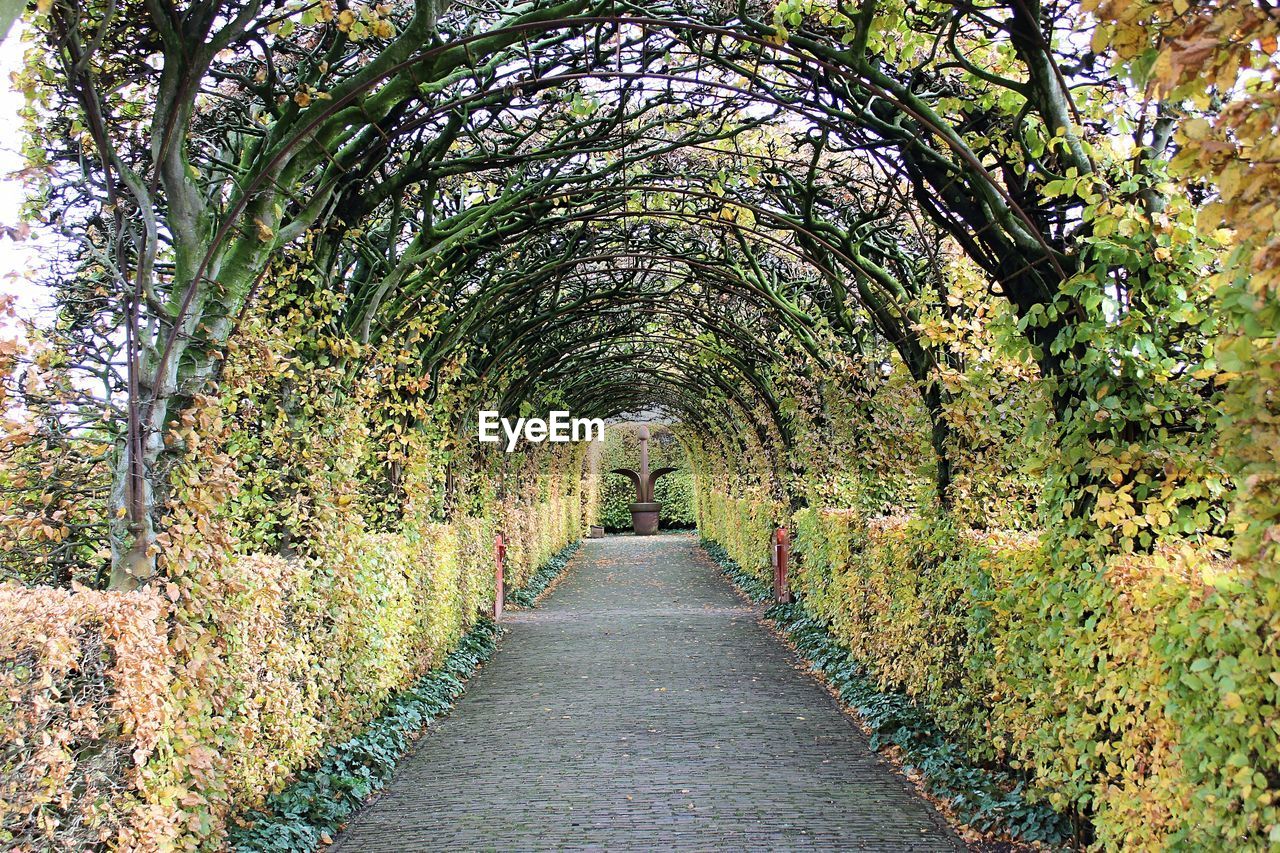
[0,489,582,851]
[696,489,1279,848]
[701,538,1069,844]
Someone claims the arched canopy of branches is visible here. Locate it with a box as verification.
[9,0,1244,586]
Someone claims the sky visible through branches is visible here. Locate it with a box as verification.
[0,31,41,319]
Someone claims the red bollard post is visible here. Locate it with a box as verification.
[771,533,779,592]
[773,527,792,604]
[493,533,506,621]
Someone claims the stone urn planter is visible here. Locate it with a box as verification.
[628,502,661,535]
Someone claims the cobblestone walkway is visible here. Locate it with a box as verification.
[333,533,963,851]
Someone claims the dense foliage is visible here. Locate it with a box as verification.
[697,480,1264,847]
[0,484,583,849]
[227,617,501,853]
[0,273,590,848]
[701,538,1071,844]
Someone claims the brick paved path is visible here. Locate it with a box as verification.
[333,533,963,851]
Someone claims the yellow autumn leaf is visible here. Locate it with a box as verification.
[1181,118,1212,142]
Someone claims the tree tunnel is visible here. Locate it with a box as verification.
[3,0,1279,847]
[12,0,1237,585]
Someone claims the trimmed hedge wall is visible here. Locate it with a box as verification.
[227,618,502,852]
[701,538,1069,844]
[0,489,583,851]
[226,536,580,853]
[696,489,1277,848]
